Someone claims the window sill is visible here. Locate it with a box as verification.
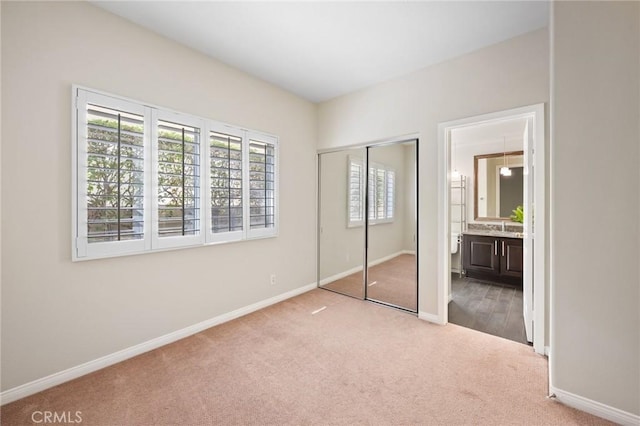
[72,232,278,262]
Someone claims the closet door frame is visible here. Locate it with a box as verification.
[316,134,419,314]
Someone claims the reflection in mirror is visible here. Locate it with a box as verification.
[367,142,417,311]
[318,148,366,299]
[474,151,524,220]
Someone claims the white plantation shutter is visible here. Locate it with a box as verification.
[375,168,386,219]
[75,91,150,259]
[348,157,364,226]
[156,121,200,236]
[367,163,396,224]
[386,170,395,219]
[368,166,375,220]
[208,127,244,242]
[152,111,204,249]
[247,133,277,238]
[86,105,145,242]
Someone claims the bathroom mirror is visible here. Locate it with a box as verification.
[474,151,524,220]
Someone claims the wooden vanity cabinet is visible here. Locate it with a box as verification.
[500,238,523,279]
[462,234,523,285]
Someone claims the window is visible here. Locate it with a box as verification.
[73,87,278,260]
[209,128,244,241]
[152,112,204,250]
[348,157,365,226]
[248,135,277,238]
[347,157,395,227]
[368,165,395,222]
[85,104,145,243]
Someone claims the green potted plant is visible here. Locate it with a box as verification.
[511,205,524,223]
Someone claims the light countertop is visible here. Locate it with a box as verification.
[462,230,524,239]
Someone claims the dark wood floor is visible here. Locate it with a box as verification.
[448,274,529,345]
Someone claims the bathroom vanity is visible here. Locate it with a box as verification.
[462,231,523,286]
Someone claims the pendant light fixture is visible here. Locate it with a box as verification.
[499,136,511,177]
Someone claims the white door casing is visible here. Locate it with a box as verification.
[436,103,545,356]
[523,117,534,342]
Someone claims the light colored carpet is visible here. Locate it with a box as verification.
[322,254,417,311]
[1,289,611,425]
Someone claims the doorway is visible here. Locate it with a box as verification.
[438,104,545,354]
[449,120,527,344]
[317,138,418,313]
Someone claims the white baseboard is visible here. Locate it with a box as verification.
[550,386,640,426]
[0,282,317,406]
[319,250,410,286]
[319,265,362,286]
[369,250,408,267]
[418,311,445,325]
[544,346,550,357]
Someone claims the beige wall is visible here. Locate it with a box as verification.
[318,29,549,316]
[1,2,317,391]
[0,3,3,381]
[551,1,640,416]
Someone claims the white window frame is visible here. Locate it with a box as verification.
[72,85,279,261]
[74,90,152,259]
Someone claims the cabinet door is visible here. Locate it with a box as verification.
[500,238,523,278]
[463,235,499,274]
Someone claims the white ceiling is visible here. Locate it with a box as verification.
[93,1,549,103]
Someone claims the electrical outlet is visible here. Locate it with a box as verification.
[270,274,276,285]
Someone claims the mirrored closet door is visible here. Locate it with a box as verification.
[318,148,366,299]
[366,142,417,311]
[317,140,418,313]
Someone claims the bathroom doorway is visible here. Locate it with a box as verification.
[449,119,527,344]
[438,104,545,354]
